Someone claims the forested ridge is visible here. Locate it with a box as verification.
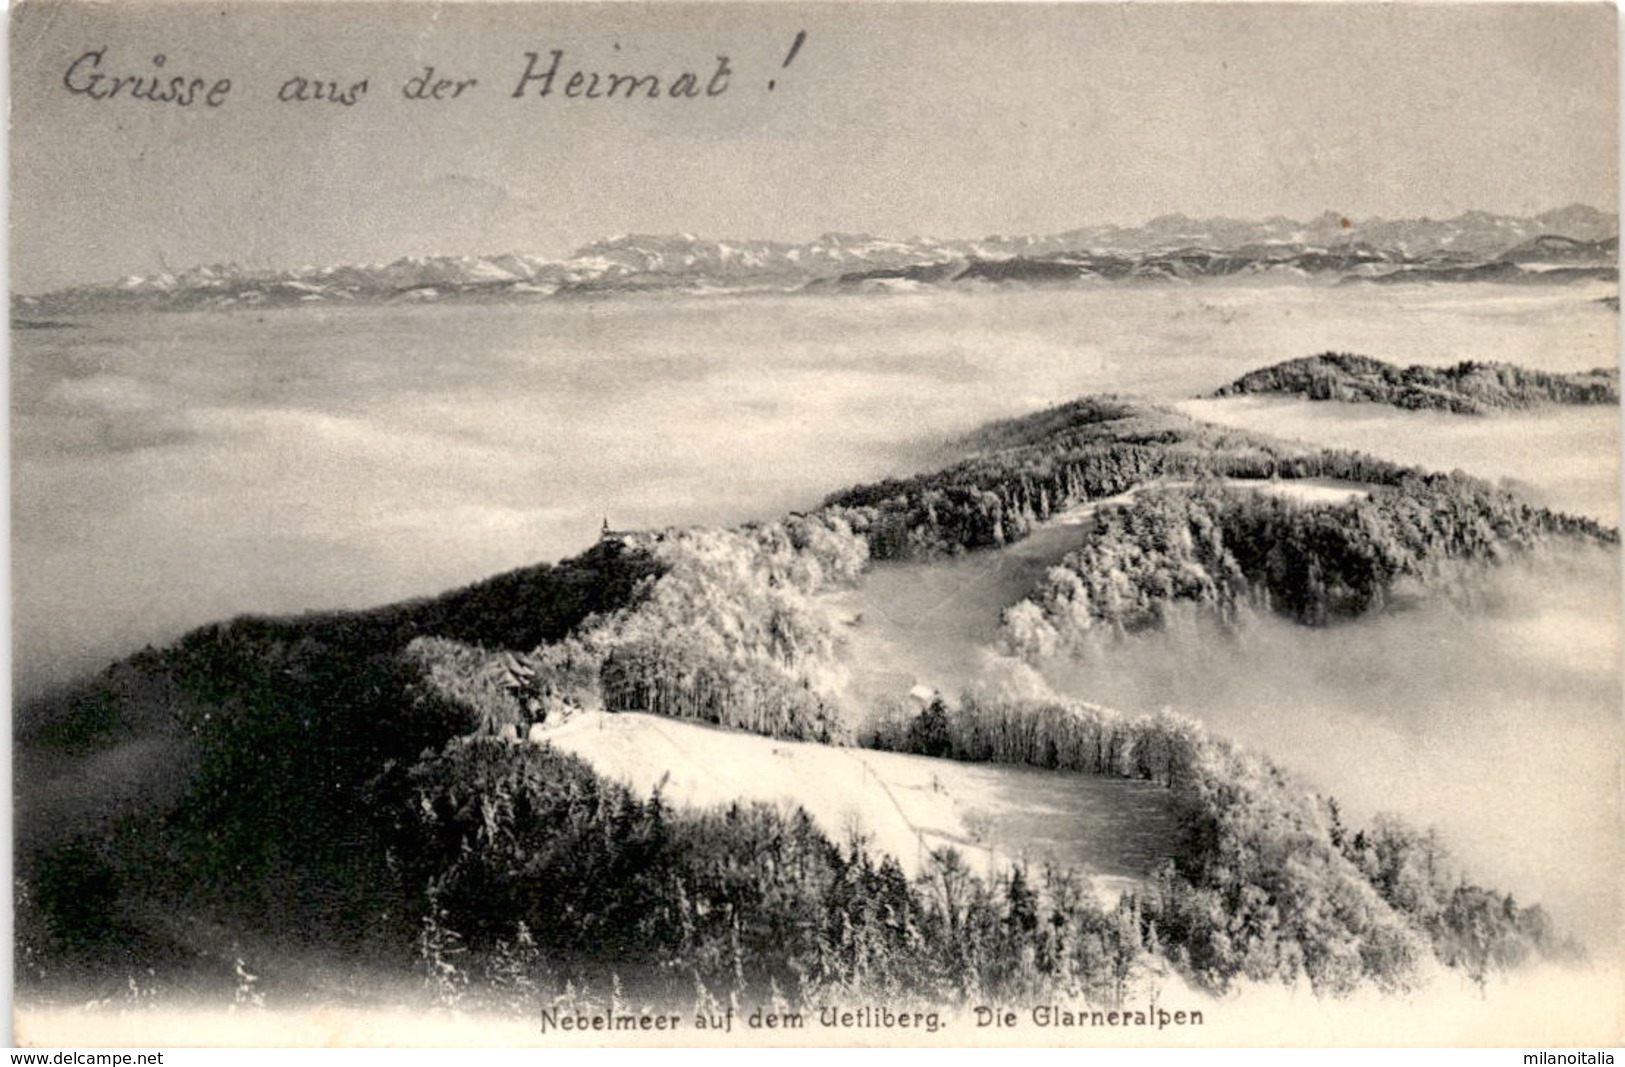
[1212,352,1620,413]
[817,396,1611,599]
[14,391,1606,1014]
[822,397,1429,561]
[1001,475,1611,653]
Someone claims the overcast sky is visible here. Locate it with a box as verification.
[9,1,1618,292]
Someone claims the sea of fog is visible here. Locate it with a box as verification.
[11,277,1621,956]
[14,281,1616,695]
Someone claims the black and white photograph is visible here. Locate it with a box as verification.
[8,0,1621,1049]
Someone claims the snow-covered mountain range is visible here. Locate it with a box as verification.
[15,206,1617,314]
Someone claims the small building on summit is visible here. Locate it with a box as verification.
[600,517,636,542]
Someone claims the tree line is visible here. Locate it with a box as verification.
[867,690,1576,996]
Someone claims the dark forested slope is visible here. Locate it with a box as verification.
[1211,352,1620,413]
